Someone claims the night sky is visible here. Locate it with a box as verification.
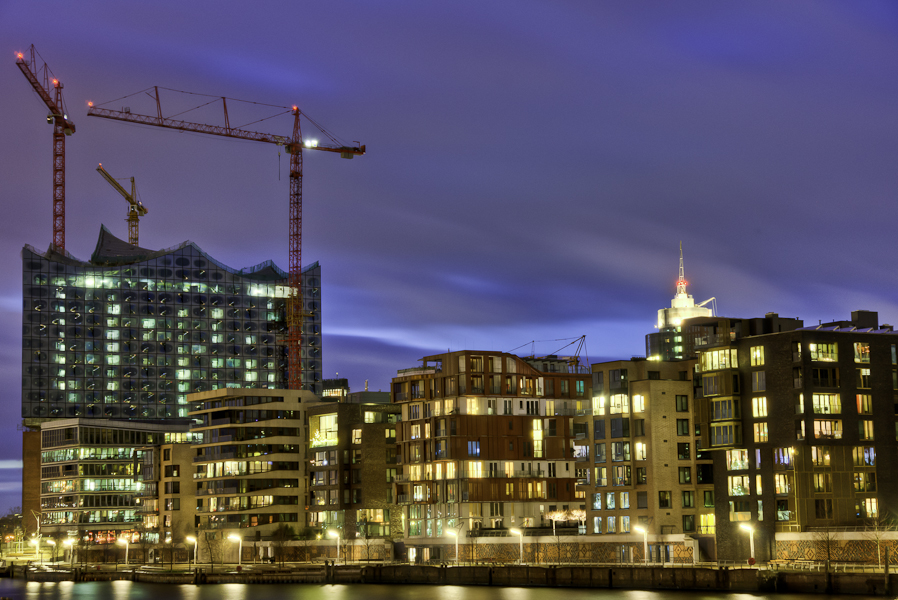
[1,2,897,511]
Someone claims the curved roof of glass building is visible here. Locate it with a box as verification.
[23,225,304,281]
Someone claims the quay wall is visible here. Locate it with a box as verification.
[11,564,898,595]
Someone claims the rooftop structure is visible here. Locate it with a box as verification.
[647,244,714,361]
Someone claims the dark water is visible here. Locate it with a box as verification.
[0,581,880,600]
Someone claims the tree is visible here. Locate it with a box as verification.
[569,509,586,563]
[196,522,224,572]
[813,528,839,568]
[271,524,296,567]
[297,528,316,563]
[546,510,570,564]
[131,523,151,564]
[862,516,897,568]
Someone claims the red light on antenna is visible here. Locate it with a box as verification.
[88,101,94,107]
[16,52,23,59]
[292,105,298,111]
[52,78,59,86]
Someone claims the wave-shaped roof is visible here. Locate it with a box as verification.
[23,225,310,281]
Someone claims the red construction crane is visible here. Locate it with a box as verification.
[16,45,76,251]
[88,87,364,390]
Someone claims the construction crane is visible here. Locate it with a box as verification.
[88,86,364,390]
[15,45,76,252]
[96,163,147,246]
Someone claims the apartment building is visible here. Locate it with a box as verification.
[696,310,898,562]
[138,439,197,544]
[391,351,590,562]
[306,395,401,544]
[189,388,312,536]
[574,358,715,562]
[39,418,191,544]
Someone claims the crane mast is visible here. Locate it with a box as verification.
[96,163,147,245]
[88,88,364,390]
[16,45,76,251]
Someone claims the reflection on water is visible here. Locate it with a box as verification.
[0,580,883,600]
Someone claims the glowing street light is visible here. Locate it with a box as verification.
[228,534,243,566]
[186,536,197,569]
[328,530,341,563]
[447,530,458,563]
[117,537,129,566]
[740,523,755,563]
[634,526,648,565]
[509,529,523,564]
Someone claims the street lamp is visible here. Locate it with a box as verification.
[509,528,523,564]
[447,530,458,563]
[740,524,755,563]
[228,534,243,566]
[634,526,648,565]
[328,530,341,563]
[30,538,42,565]
[64,539,74,567]
[118,537,129,566]
[186,536,197,569]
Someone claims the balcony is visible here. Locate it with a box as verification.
[194,451,236,462]
[201,486,237,496]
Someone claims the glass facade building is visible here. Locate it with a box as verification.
[22,226,322,423]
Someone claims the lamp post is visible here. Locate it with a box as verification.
[740,524,755,563]
[328,530,341,563]
[31,538,43,565]
[186,536,197,569]
[510,528,523,564]
[634,526,648,565]
[448,530,458,563]
[118,537,129,566]
[64,539,74,567]
[228,534,243,566]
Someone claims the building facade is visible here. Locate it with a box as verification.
[306,396,400,543]
[575,358,715,562]
[21,225,323,424]
[391,351,590,563]
[189,388,313,536]
[39,418,192,544]
[697,311,898,562]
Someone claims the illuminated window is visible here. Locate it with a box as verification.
[774,473,792,495]
[859,420,874,441]
[726,450,749,470]
[352,429,362,444]
[854,342,871,364]
[753,422,768,443]
[853,446,875,466]
[812,393,841,414]
[811,446,831,466]
[813,420,842,439]
[750,346,765,366]
[809,343,838,362]
[728,475,750,496]
[752,397,767,418]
